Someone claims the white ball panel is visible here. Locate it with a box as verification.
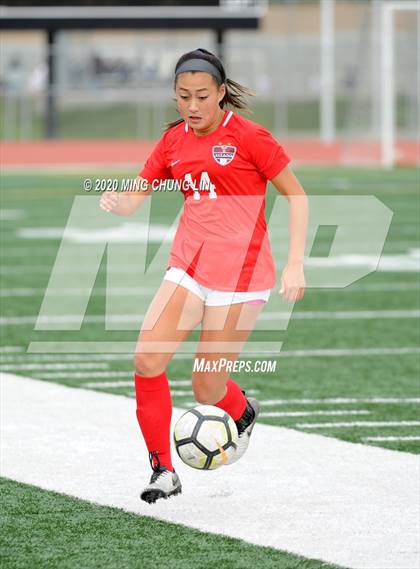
[196,419,228,452]
[194,405,226,418]
[177,442,208,470]
[174,410,199,442]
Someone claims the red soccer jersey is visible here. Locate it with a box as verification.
[139,110,290,292]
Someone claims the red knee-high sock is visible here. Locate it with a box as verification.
[134,370,174,471]
[214,378,247,421]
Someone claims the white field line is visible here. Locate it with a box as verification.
[260,397,420,406]
[2,373,418,569]
[1,240,417,256]
[0,209,25,220]
[112,388,192,397]
[16,223,175,243]
[363,436,420,442]
[0,353,134,363]
[260,410,371,418]
[82,380,191,388]
[341,282,420,292]
[1,283,420,297]
[33,371,132,379]
[124,389,259,399]
[0,365,191,393]
[1,369,258,398]
[158,390,191,397]
[0,287,156,297]
[1,311,420,326]
[292,250,420,272]
[276,348,420,357]
[20,346,280,359]
[0,363,109,371]
[3,248,420,271]
[1,361,417,413]
[259,310,420,320]
[0,239,418,260]
[1,347,420,363]
[0,255,165,273]
[127,390,260,399]
[4,347,419,361]
[0,346,25,353]
[1,162,137,174]
[0,315,143,325]
[296,421,420,429]
[0,266,161,275]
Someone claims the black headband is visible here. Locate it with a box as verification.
[175,58,223,84]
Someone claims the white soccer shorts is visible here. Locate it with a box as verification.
[163,267,271,307]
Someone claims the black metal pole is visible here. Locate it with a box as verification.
[46,28,56,139]
[215,28,224,62]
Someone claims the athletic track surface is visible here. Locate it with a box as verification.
[1,139,418,168]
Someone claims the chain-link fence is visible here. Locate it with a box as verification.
[0,1,417,151]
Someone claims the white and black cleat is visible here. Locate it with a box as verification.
[227,397,260,465]
[140,452,182,504]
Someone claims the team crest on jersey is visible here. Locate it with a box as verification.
[212,144,237,166]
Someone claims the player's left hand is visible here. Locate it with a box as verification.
[279,262,305,302]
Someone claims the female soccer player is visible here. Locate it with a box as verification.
[100,48,308,504]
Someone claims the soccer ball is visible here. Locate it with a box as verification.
[174,405,238,470]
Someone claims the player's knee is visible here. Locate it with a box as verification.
[133,352,166,377]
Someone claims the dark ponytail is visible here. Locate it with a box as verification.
[165,47,254,130]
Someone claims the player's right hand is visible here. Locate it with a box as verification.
[100,191,119,213]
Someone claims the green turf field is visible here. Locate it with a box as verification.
[0,477,342,569]
[1,166,419,568]
[0,167,419,455]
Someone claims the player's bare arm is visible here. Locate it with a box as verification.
[270,166,308,302]
[99,176,152,215]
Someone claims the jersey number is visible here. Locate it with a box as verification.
[184,172,217,201]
